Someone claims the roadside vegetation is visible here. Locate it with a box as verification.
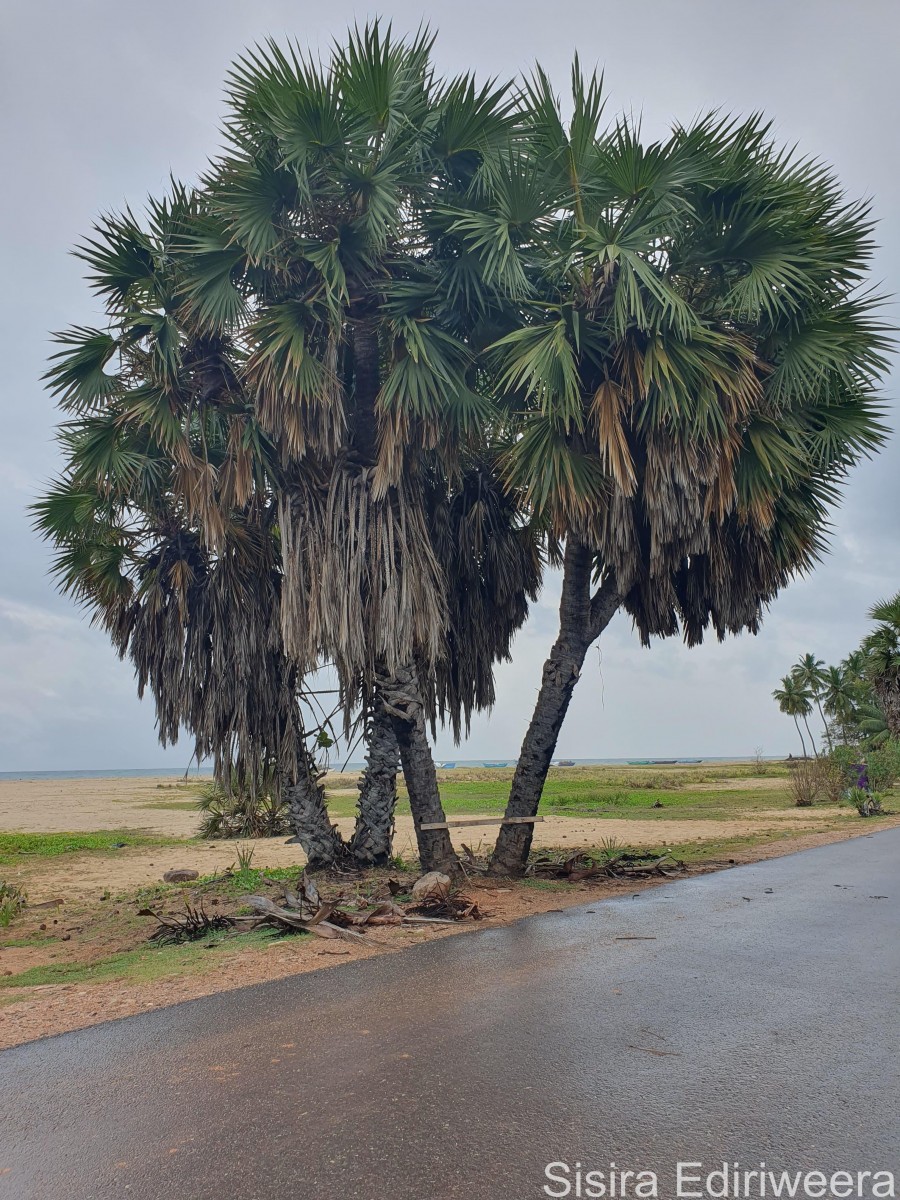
[772,601,900,815]
[0,761,894,1027]
[0,830,181,865]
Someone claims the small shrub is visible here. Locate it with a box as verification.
[752,746,769,776]
[0,881,27,926]
[817,756,847,805]
[867,741,900,793]
[234,843,255,871]
[197,782,292,839]
[788,758,820,806]
[849,787,884,818]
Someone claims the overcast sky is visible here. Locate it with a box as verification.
[1,0,898,771]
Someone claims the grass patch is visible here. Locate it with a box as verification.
[135,863,302,905]
[0,927,282,990]
[521,878,572,892]
[372,779,793,821]
[138,800,200,812]
[0,830,185,866]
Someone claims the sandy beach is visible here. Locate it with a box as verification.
[0,773,871,901]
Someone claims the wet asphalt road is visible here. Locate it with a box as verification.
[2,828,898,1200]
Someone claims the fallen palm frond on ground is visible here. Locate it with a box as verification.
[452,840,696,882]
[526,847,689,881]
[138,899,234,944]
[137,869,482,945]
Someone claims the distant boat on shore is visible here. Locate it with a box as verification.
[439,762,456,769]
[555,759,576,767]
[483,761,508,768]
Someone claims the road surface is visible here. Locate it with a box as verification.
[2,829,898,1199]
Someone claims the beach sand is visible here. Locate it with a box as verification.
[0,774,870,901]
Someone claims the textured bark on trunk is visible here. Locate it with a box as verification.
[380,665,459,874]
[348,313,449,859]
[489,541,621,877]
[284,757,347,870]
[349,700,399,868]
[351,317,380,466]
[873,677,900,739]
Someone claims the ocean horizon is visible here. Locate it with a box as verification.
[0,756,781,781]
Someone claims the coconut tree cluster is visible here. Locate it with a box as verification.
[775,597,900,755]
[37,24,890,876]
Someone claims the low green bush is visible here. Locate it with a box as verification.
[197,782,293,839]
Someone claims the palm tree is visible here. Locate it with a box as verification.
[35,25,526,874]
[176,26,529,873]
[821,664,858,745]
[36,29,544,873]
[855,701,890,748]
[773,676,814,757]
[446,64,889,872]
[792,654,828,752]
[863,594,900,737]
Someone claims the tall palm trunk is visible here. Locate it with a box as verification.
[380,665,459,874]
[802,712,818,757]
[284,756,348,869]
[349,701,399,867]
[792,715,808,759]
[490,540,620,876]
[872,678,900,739]
[350,315,454,873]
[815,698,832,752]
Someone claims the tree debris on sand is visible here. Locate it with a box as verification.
[138,869,482,945]
[524,847,692,882]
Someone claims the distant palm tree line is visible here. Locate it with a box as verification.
[774,595,900,756]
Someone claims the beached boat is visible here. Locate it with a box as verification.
[628,759,651,765]
[483,761,508,768]
[678,758,703,764]
[439,762,456,769]
[556,759,575,767]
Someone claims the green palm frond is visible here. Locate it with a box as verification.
[43,328,121,413]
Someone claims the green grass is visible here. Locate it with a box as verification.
[386,781,792,821]
[322,765,793,823]
[0,830,185,866]
[521,878,573,892]
[0,927,282,990]
[135,863,302,904]
[137,800,200,812]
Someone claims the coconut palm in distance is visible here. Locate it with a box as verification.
[792,653,830,749]
[773,675,815,758]
[863,593,900,737]
[821,664,858,745]
[447,65,890,872]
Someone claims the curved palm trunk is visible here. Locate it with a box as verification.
[490,541,621,877]
[815,699,832,752]
[792,715,808,759]
[284,757,348,870]
[802,713,818,757]
[349,701,399,868]
[380,665,459,875]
